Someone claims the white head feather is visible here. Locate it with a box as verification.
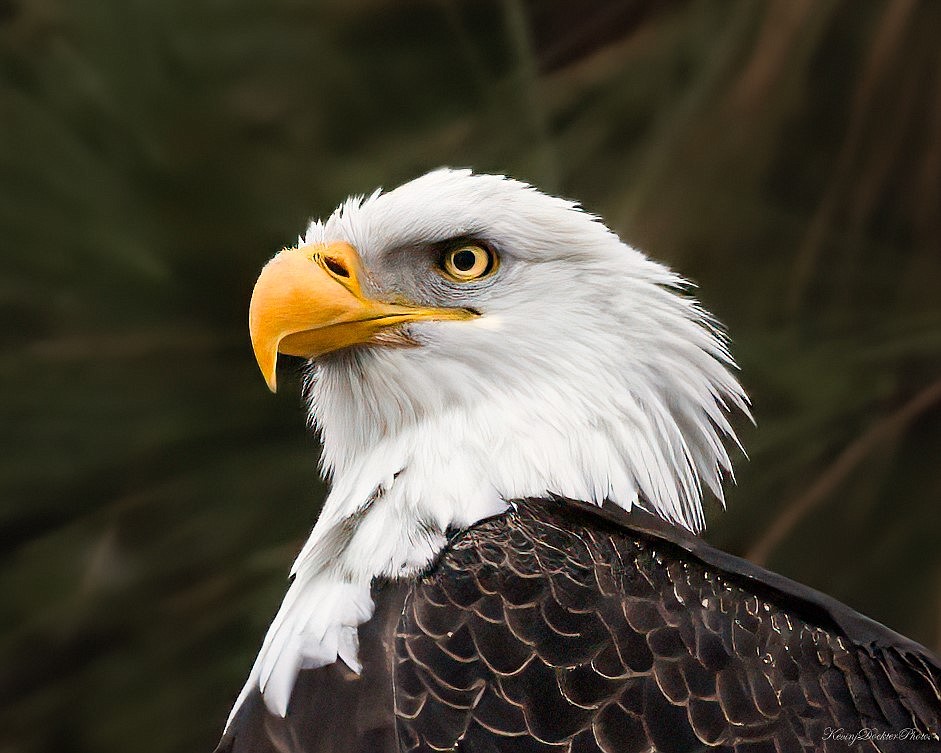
[227,168,749,726]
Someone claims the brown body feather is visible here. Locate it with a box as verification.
[217,499,941,753]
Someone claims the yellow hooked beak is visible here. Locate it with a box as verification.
[249,242,477,392]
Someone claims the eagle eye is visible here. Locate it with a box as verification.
[440,244,496,282]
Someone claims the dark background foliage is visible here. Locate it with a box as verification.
[2,1,940,751]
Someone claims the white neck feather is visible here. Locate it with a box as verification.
[308,266,746,536]
[227,170,749,728]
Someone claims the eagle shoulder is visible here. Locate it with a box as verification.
[396,497,941,753]
[216,497,941,753]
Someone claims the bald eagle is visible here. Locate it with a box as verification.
[217,170,940,753]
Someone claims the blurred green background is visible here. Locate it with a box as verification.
[2,0,940,751]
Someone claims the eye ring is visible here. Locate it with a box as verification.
[440,244,497,282]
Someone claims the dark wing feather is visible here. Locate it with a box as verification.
[215,581,407,753]
[215,498,941,752]
[396,498,941,753]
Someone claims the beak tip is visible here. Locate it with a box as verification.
[250,336,280,394]
[258,354,278,393]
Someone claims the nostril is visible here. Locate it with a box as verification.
[323,256,350,279]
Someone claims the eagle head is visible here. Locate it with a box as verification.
[251,168,747,533]
[234,168,748,721]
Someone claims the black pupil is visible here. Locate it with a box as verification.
[453,248,479,272]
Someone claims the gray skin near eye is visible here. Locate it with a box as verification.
[364,241,506,310]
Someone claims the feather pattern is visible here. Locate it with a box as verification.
[217,499,941,753]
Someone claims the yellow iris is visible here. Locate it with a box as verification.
[441,244,496,281]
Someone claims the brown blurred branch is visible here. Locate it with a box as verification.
[501,0,559,192]
[727,0,817,114]
[786,0,917,315]
[615,0,760,229]
[748,377,941,566]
